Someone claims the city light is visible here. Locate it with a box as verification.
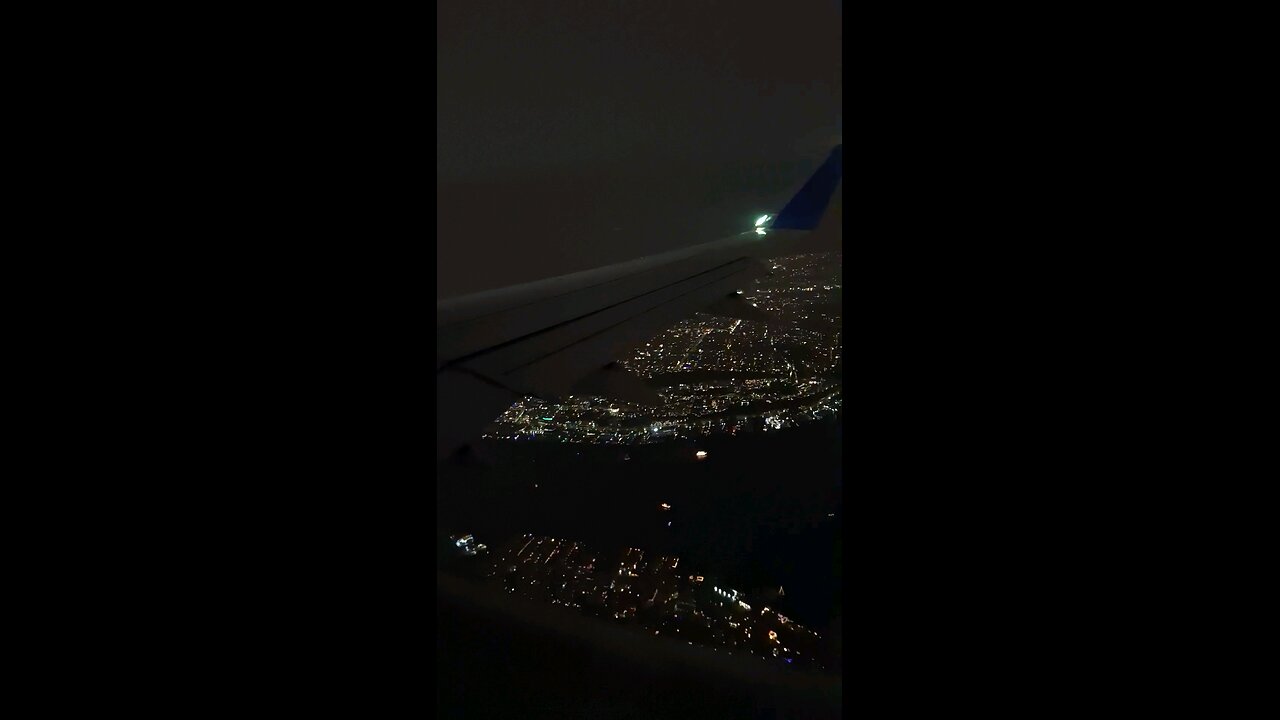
[695,450,708,460]
[482,252,841,446]
[754,214,771,227]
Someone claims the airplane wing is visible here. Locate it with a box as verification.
[436,145,842,459]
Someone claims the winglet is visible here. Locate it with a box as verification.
[771,145,843,230]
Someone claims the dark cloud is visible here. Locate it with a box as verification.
[437,1,841,298]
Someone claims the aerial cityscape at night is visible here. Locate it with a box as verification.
[445,530,830,672]
[436,4,843,714]
[440,250,844,683]
[482,252,842,444]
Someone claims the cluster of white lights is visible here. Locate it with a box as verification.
[712,586,740,601]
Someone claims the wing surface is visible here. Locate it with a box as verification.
[437,146,842,458]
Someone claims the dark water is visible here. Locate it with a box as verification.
[438,420,842,632]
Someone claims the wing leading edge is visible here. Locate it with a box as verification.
[436,146,842,459]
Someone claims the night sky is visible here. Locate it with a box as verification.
[437,1,842,298]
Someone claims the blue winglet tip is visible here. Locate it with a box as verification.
[772,145,843,230]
